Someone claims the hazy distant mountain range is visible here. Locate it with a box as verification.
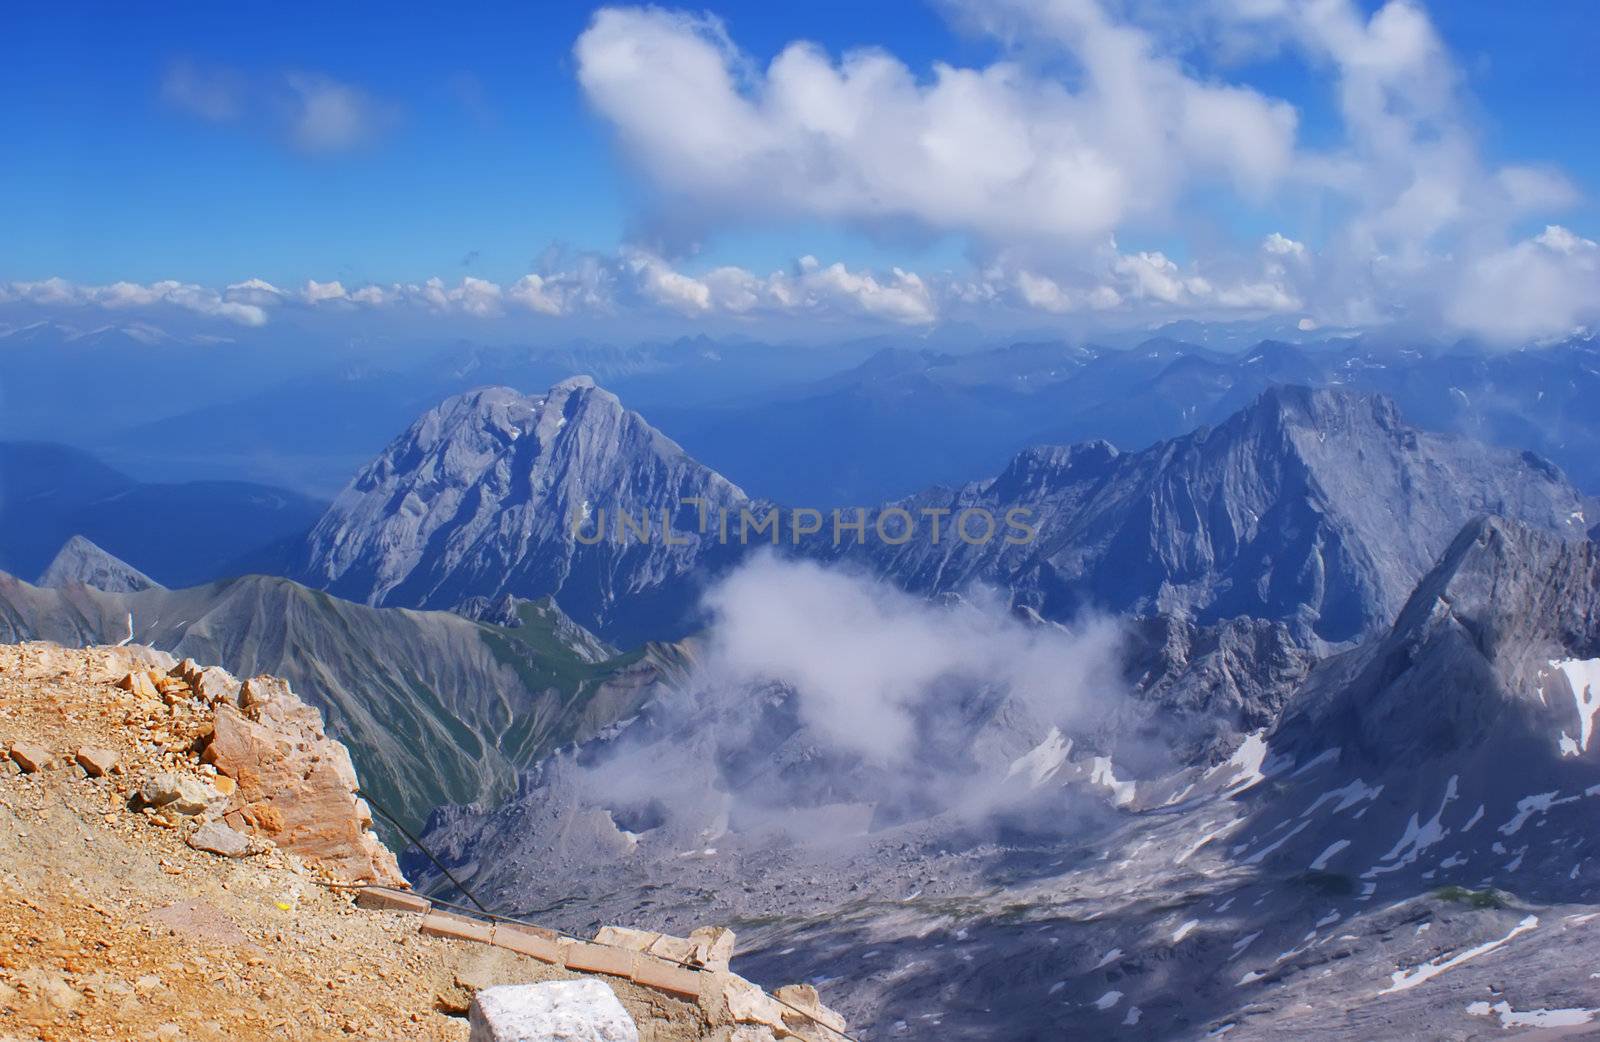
[0,322,875,496]
[658,335,1600,504]
[0,441,324,586]
[95,337,853,496]
[7,320,1600,508]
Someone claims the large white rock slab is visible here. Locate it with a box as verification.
[468,979,640,1042]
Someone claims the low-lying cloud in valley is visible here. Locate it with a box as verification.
[568,554,1133,847]
[700,555,1125,766]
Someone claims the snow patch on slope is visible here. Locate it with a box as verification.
[1007,727,1070,787]
[1380,916,1539,994]
[1547,658,1600,755]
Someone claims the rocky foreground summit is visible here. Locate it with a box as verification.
[0,642,849,1042]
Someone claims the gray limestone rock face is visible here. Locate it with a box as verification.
[845,386,1588,646]
[299,377,749,645]
[1276,513,1600,765]
[468,980,638,1042]
[36,535,161,593]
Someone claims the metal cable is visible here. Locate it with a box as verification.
[364,794,490,915]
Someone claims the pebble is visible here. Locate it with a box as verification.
[8,740,53,773]
[188,820,251,858]
[75,746,120,778]
[138,773,213,816]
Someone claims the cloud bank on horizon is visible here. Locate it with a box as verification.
[5,0,1597,344]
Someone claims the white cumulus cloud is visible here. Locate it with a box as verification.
[620,250,940,324]
[566,0,1597,344]
[1445,226,1600,343]
[574,4,1296,246]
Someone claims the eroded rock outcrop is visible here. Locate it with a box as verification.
[0,639,721,1040]
[196,673,403,884]
[105,651,404,885]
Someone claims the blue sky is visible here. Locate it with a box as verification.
[5,1,975,285]
[3,1,1598,342]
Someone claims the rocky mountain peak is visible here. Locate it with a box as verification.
[534,375,593,436]
[1389,515,1600,680]
[300,378,748,642]
[988,439,1120,499]
[349,386,538,494]
[1229,383,1403,441]
[37,535,161,593]
[1282,515,1600,763]
[857,384,1586,646]
[1197,385,1580,638]
[549,373,597,393]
